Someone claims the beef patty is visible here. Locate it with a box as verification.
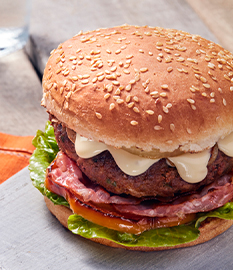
[50,115,233,198]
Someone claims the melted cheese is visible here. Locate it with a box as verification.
[75,132,233,183]
[168,150,210,183]
[75,134,157,176]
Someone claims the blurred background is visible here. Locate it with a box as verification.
[0,0,232,135]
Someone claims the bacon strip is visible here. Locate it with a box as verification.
[46,151,139,205]
[46,151,233,219]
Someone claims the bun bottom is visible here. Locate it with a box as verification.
[44,196,233,251]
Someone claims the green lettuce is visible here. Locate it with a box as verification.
[29,122,233,248]
[29,121,68,207]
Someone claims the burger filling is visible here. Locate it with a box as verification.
[50,115,233,198]
[29,121,233,248]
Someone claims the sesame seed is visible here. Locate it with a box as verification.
[224,74,231,81]
[156,42,163,46]
[95,112,102,119]
[81,79,89,84]
[146,110,154,115]
[130,120,138,126]
[210,99,215,103]
[187,98,195,104]
[106,49,111,54]
[165,57,172,63]
[115,49,121,54]
[115,88,121,95]
[157,57,162,62]
[109,103,115,110]
[63,70,70,76]
[170,123,175,132]
[129,79,136,84]
[150,91,159,98]
[133,107,140,113]
[208,63,215,69]
[161,84,168,90]
[126,95,131,103]
[176,57,185,62]
[163,106,169,113]
[139,49,144,53]
[92,77,97,83]
[154,125,163,130]
[116,99,124,104]
[145,86,150,93]
[83,74,90,79]
[107,84,113,92]
[98,75,105,81]
[230,87,233,91]
[112,81,120,86]
[166,103,172,108]
[140,67,148,73]
[187,128,192,134]
[72,84,76,91]
[200,76,207,83]
[223,98,227,106]
[202,92,207,97]
[191,105,196,110]
[160,92,167,97]
[110,66,117,72]
[210,92,215,97]
[203,83,210,89]
[128,102,134,108]
[126,54,134,60]
[187,58,198,64]
[104,93,110,100]
[149,52,153,56]
[56,68,62,74]
[167,67,173,73]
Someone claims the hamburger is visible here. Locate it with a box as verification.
[29,25,233,251]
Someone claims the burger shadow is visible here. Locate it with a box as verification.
[58,222,233,270]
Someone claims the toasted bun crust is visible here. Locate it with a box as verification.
[44,196,233,251]
[42,25,233,153]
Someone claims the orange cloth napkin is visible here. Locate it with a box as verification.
[0,133,35,184]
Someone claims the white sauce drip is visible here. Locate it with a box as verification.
[75,135,157,176]
[75,132,233,183]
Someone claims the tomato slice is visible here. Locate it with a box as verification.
[45,159,196,234]
[68,193,196,234]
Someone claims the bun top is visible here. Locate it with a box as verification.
[42,25,233,154]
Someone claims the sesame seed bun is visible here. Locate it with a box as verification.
[44,196,233,251]
[42,25,233,155]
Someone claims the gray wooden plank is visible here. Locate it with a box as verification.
[27,0,218,76]
[186,0,233,53]
[1,168,233,270]
[0,49,47,135]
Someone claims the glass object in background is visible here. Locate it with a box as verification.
[0,0,31,57]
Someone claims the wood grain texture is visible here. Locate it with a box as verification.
[27,0,217,76]
[0,49,47,135]
[186,0,233,52]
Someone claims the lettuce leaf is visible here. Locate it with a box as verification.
[29,121,69,207]
[29,122,233,248]
[195,202,233,229]
[68,214,200,248]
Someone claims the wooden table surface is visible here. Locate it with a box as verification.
[1,1,233,269]
[0,0,232,136]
